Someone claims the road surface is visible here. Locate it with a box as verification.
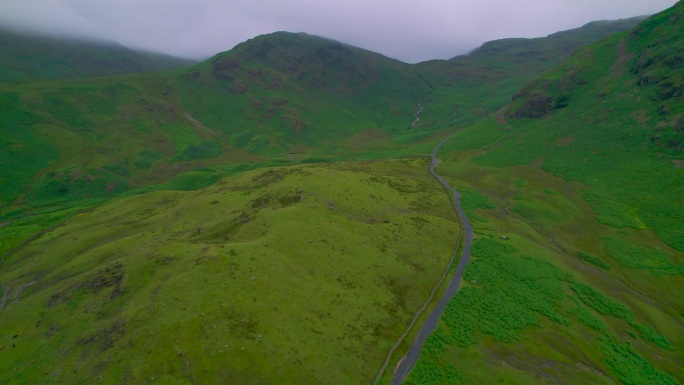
[390,133,474,384]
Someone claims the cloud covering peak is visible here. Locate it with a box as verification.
[0,0,678,62]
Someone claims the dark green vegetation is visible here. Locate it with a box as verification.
[406,3,683,385]
[1,5,682,385]
[0,28,196,83]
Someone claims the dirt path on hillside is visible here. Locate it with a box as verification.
[386,132,474,384]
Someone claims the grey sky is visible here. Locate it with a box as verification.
[0,0,678,63]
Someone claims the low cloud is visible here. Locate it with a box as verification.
[0,0,678,62]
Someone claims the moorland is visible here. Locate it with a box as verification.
[0,4,682,385]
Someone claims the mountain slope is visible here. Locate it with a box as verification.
[0,159,459,385]
[0,31,435,221]
[0,29,197,83]
[414,16,645,130]
[405,4,683,384]
[179,32,430,151]
[0,21,644,220]
[0,8,680,385]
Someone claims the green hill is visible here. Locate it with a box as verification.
[0,29,197,84]
[0,31,433,217]
[0,22,642,219]
[405,4,683,385]
[1,9,681,385]
[0,159,459,384]
[177,32,431,152]
[414,16,645,130]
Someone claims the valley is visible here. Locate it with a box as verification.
[402,5,684,384]
[1,3,683,385]
[388,131,475,385]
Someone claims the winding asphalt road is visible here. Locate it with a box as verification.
[390,133,474,385]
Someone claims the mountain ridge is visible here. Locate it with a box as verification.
[0,28,197,84]
[0,18,644,217]
[1,5,683,385]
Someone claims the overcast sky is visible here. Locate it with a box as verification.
[0,0,679,63]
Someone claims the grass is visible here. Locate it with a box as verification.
[412,17,643,131]
[0,21,642,222]
[570,282,633,321]
[577,251,611,270]
[458,189,497,222]
[0,203,99,261]
[0,7,679,385]
[0,93,58,206]
[571,306,608,333]
[599,335,680,385]
[406,4,684,384]
[631,322,675,351]
[0,31,441,220]
[406,234,673,385]
[603,236,681,274]
[407,226,682,384]
[0,158,460,384]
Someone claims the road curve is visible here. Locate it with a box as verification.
[390,134,474,385]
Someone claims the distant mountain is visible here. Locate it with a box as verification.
[414,16,645,129]
[182,31,429,146]
[464,16,647,63]
[0,31,430,212]
[0,29,197,83]
[0,22,643,215]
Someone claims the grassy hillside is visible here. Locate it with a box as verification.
[405,4,683,385]
[0,11,676,385]
[0,22,642,224]
[177,32,431,152]
[414,17,644,130]
[0,32,434,218]
[0,29,196,84]
[0,158,459,384]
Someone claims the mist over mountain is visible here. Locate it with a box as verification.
[0,3,682,385]
[0,0,677,62]
[0,28,196,83]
